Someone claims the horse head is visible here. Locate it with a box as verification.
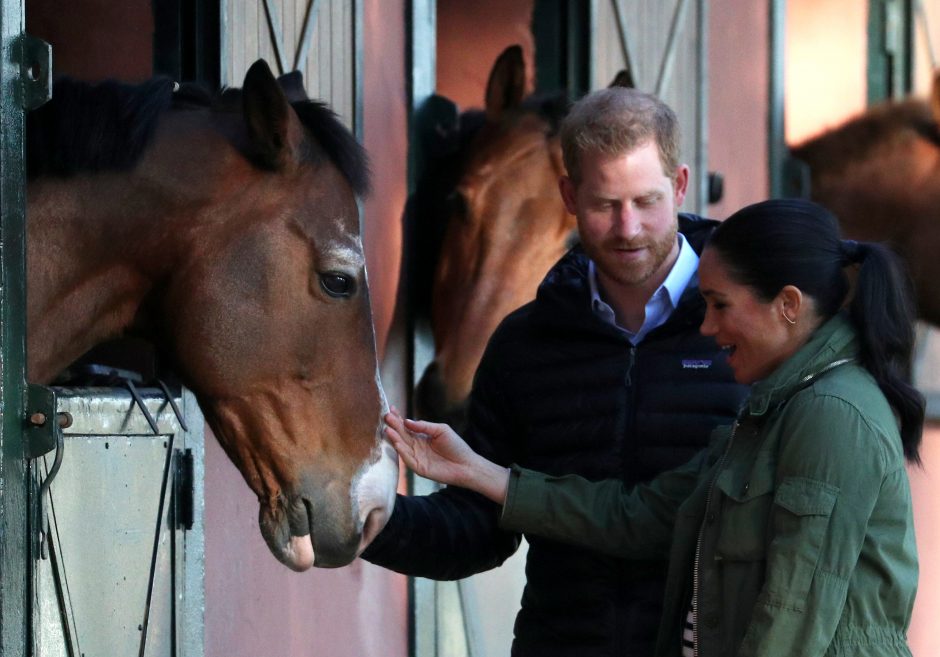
[26,60,397,569]
[415,46,576,426]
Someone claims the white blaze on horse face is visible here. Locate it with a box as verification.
[352,373,398,555]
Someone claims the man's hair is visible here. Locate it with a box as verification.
[560,87,681,184]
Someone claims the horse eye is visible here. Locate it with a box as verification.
[319,272,355,298]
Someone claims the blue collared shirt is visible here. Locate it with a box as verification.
[589,233,699,345]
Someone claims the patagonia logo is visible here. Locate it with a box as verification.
[682,359,712,370]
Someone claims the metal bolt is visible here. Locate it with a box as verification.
[29,412,46,427]
[56,412,73,429]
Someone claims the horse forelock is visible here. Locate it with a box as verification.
[289,101,371,197]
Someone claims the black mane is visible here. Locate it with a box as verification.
[27,76,176,179]
[26,75,371,196]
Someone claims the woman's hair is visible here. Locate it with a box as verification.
[707,198,925,462]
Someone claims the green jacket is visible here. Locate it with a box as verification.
[500,313,917,657]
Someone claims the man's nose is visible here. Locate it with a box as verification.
[613,205,642,238]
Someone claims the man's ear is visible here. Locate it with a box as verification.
[672,164,690,207]
[558,175,578,215]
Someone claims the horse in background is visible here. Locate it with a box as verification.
[27,59,397,570]
[413,45,576,426]
[791,70,940,327]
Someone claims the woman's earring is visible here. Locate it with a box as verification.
[782,311,797,326]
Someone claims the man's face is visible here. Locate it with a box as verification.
[560,140,689,290]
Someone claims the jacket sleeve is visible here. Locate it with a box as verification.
[737,393,898,657]
[360,334,523,579]
[498,440,718,558]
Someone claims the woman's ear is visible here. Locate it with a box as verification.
[778,285,804,325]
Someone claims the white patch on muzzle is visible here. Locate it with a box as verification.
[351,369,398,554]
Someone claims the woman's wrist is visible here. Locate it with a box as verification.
[461,456,511,505]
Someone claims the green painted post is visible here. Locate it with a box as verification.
[0,0,32,654]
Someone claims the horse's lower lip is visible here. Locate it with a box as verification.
[283,534,315,571]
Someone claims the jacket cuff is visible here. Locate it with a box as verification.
[499,465,545,533]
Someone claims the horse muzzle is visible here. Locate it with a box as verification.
[257,438,398,570]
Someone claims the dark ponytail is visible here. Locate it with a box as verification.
[848,242,925,463]
[709,199,925,463]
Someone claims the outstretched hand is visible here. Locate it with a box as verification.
[383,409,511,504]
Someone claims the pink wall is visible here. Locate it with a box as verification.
[436,0,535,109]
[707,0,769,220]
[909,426,940,656]
[204,2,409,657]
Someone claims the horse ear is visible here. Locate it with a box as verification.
[485,45,526,120]
[278,70,309,103]
[609,69,635,89]
[242,59,302,169]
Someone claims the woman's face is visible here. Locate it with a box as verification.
[698,247,810,385]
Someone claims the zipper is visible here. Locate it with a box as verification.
[624,345,636,386]
[691,419,740,657]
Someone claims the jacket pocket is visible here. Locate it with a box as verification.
[714,470,774,561]
[764,476,839,605]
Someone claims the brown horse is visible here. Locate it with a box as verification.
[415,46,576,424]
[791,71,940,327]
[26,60,397,569]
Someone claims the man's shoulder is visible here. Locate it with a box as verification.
[678,212,719,255]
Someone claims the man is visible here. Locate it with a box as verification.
[363,87,748,656]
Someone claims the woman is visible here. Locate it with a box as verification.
[385,199,925,657]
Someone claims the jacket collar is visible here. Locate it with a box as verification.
[745,312,859,418]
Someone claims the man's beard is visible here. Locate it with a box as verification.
[586,223,678,288]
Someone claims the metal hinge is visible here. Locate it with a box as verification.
[174,448,195,530]
[17,34,52,111]
[26,384,71,559]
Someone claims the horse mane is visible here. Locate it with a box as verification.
[27,75,370,196]
[792,98,940,168]
[27,76,177,179]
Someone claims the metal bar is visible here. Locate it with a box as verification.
[43,456,81,657]
[354,0,364,141]
[696,0,708,213]
[408,4,438,654]
[655,0,691,97]
[1,0,33,654]
[768,0,787,197]
[262,0,288,75]
[293,0,320,73]
[611,0,640,89]
[137,432,175,657]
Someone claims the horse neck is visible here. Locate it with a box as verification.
[26,174,179,383]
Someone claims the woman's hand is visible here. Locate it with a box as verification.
[384,410,510,504]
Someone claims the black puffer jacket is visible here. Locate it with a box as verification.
[364,214,749,657]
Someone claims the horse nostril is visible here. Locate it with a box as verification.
[358,507,388,553]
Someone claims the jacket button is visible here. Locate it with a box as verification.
[742,481,750,494]
[706,512,716,524]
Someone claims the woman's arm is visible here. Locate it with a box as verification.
[385,410,719,559]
